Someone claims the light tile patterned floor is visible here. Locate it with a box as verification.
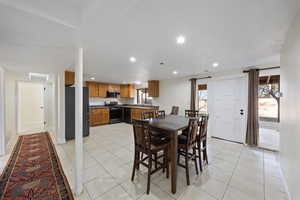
[0,123,289,200]
[259,128,280,151]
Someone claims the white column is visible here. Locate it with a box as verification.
[0,67,5,156]
[56,72,66,144]
[75,48,83,195]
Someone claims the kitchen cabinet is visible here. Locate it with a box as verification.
[120,84,135,98]
[86,81,135,98]
[108,84,120,92]
[148,80,159,97]
[86,82,99,97]
[131,108,157,121]
[98,83,108,98]
[90,108,109,126]
[65,71,75,86]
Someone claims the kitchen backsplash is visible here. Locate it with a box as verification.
[89,98,135,106]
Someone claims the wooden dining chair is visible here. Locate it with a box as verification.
[185,110,199,117]
[141,111,155,120]
[196,115,209,171]
[177,118,199,185]
[141,111,167,168]
[131,120,169,194]
[170,106,179,115]
[155,110,166,118]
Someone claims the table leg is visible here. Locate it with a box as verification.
[170,130,178,194]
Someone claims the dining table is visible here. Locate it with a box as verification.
[148,115,190,194]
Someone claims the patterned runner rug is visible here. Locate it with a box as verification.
[0,132,74,200]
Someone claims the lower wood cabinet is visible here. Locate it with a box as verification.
[90,108,109,126]
[131,108,157,121]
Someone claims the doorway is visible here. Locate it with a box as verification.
[210,76,248,143]
[258,74,280,151]
[17,82,45,134]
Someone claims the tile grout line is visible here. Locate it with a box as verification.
[220,147,243,200]
[263,150,266,200]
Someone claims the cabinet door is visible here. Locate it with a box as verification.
[120,84,129,98]
[108,84,120,92]
[65,71,75,86]
[87,82,99,97]
[128,84,135,98]
[98,83,108,98]
[101,109,110,124]
[120,84,135,98]
[148,80,159,97]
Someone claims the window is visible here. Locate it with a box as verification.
[258,75,280,122]
[137,88,152,104]
[198,84,208,114]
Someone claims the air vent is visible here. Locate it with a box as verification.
[29,73,49,81]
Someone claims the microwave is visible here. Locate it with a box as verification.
[106,91,120,98]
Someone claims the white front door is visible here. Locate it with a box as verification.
[210,76,247,143]
[18,82,45,134]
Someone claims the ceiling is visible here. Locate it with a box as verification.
[0,0,299,83]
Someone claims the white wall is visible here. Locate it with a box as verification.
[0,67,5,155]
[152,77,190,116]
[3,70,56,148]
[4,71,28,144]
[280,10,300,200]
[44,81,55,132]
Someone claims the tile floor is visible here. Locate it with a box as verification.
[0,123,289,200]
[259,128,280,151]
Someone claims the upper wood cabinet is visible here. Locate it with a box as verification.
[65,71,75,86]
[86,81,135,98]
[108,84,120,92]
[120,84,135,98]
[86,81,99,97]
[98,83,108,98]
[148,80,159,97]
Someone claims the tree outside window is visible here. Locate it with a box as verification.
[258,75,280,122]
[198,84,208,114]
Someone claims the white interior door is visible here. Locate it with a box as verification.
[211,76,247,143]
[18,82,45,134]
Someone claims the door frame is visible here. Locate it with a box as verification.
[17,80,46,134]
[210,74,248,143]
[0,67,5,155]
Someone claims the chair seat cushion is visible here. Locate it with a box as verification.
[178,134,188,144]
[152,135,170,146]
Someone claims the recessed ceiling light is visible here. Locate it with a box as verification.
[129,57,136,63]
[176,35,185,45]
[173,70,178,75]
[90,77,95,80]
[135,81,141,85]
[212,62,219,68]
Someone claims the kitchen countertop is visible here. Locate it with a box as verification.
[89,104,159,109]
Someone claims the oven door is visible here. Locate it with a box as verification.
[109,107,122,123]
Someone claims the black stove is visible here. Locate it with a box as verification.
[104,102,122,123]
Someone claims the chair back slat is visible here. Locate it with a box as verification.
[141,111,155,120]
[198,115,208,139]
[132,120,151,150]
[156,110,166,118]
[170,106,179,115]
[186,118,199,146]
[185,110,199,117]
